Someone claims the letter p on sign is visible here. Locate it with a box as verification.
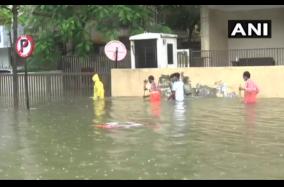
[16,35,35,58]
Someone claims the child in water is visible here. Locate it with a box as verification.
[239,71,259,104]
[144,75,161,102]
[168,72,184,102]
[148,75,159,92]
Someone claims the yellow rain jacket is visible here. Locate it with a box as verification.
[92,74,105,100]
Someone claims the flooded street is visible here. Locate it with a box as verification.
[1,97,284,179]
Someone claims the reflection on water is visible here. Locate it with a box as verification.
[1,97,284,179]
[150,101,161,118]
[149,101,161,132]
[93,99,106,124]
[174,101,186,122]
[245,104,256,128]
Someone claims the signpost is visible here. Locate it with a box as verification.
[104,40,127,68]
[16,35,35,110]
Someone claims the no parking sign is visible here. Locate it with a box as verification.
[104,40,127,68]
[15,34,35,110]
[16,35,35,58]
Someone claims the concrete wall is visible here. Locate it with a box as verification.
[111,66,284,98]
[200,6,210,51]
[209,9,228,51]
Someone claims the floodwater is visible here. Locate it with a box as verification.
[1,97,284,179]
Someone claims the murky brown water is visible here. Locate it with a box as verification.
[1,97,284,179]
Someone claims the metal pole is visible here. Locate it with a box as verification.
[24,61,30,110]
[115,47,118,68]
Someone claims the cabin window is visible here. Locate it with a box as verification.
[167,43,173,64]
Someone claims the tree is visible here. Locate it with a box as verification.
[22,5,171,69]
[158,5,200,45]
[0,5,22,109]
[0,7,11,25]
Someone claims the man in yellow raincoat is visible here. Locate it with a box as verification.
[92,74,105,100]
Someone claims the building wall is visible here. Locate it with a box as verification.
[130,37,178,69]
[0,48,10,69]
[111,66,284,98]
[200,6,284,65]
[201,6,284,50]
[207,9,229,66]
[201,6,228,51]
[158,38,177,68]
[0,26,4,48]
[0,26,10,48]
[208,9,228,51]
[227,8,284,49]
[200,6,210,51]
[0,25,24,48]
[130,40,135,69]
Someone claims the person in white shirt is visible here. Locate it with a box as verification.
[168,72,184,102]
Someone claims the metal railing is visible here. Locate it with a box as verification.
[59,53,131,73]
[0,53,131,108]
[0,72,110,107]
[178,48,284,67]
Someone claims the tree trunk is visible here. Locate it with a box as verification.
[66,40,73,56]
[8,30,13,68]
[187,21,198,47]
[187,27,193,46]
[12,5,19,109]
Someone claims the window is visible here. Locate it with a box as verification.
[167,43,173,64]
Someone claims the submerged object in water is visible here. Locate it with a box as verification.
[195,84,217,97]
[95,122,144,129]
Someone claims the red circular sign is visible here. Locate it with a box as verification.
[104,40,127,62]
[16,35,35,58]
